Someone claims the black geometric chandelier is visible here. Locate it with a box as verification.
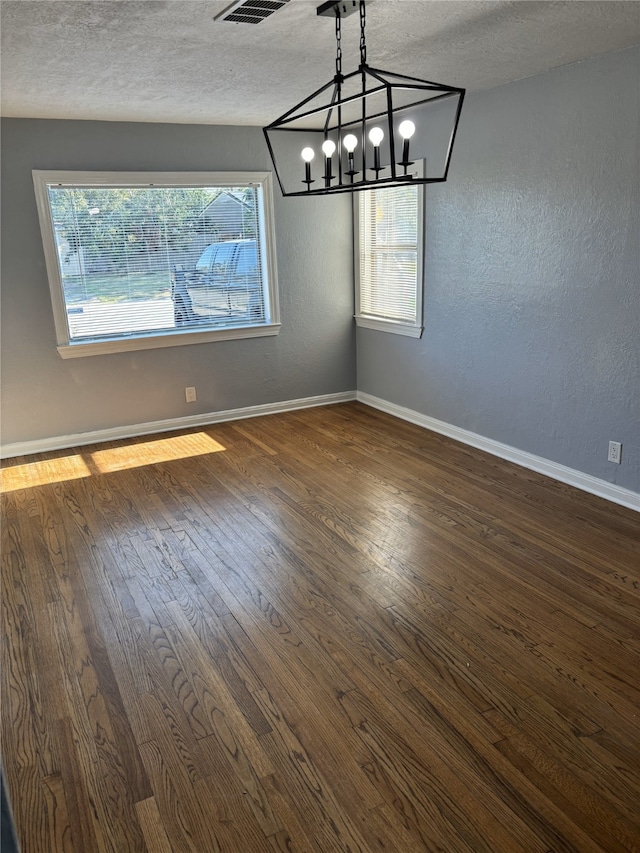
[263,0,465,197]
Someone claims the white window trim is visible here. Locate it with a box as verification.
[354,162,425,338]
[32,170,281,358]
[355,316,423,338]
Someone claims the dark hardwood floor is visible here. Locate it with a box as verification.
[2,402,639,852]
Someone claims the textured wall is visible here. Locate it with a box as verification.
[357,45,639,494]
[0,119,355,445]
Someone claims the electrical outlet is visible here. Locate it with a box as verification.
[608,441,622,464]
[185,386,197,403]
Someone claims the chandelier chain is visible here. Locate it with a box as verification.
[359,0,367,65]
[335,10,342,77]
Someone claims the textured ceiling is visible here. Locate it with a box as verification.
[1,0,639,126]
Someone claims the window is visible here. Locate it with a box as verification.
[32,171,280,358]
[355,174,424,337]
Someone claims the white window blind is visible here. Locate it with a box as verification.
[33,171,280,357]
[356,178,423,337]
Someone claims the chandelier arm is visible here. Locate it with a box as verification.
[262,129,287,197]
[366,71,463,98]
[270,80,388,128]
[276,173,423,199]
[441,90,466,181]
[263,77,339,127]
[336,82,344,185]
[338,90,461,132]
[386,85,397,180]
[323,79,341,135]
[364,64,466,92]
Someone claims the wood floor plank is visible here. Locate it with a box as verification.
[2,403,638,852]
[260,773,325,853]
[138,738,223,852]
[47,589,148,852]
[3,496,62,777]
[217,613,380,797]
[174,513,358,701]
[254,687,375,853]
[166,572,273,737]
[41,773,75,853]
[135,691,204,783]
[164,600,277,784]
[55,715,101,853]
[136,692,276,851]
[484,706,640,851]
[433,598,636,745]
[134,796,174,853]
[343,686,547,853]
[132,613,213,740]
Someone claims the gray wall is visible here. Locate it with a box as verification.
[0,119,355,445]
[357,45,639,494]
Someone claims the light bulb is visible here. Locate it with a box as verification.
[301,147,315,162]
[368,126,384,147]
[321,139,336,157]
[399,120,415,140]
[343,134,358,153]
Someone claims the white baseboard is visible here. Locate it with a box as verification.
[0,391,356,460]
[4,389,637,512]
[357,392,640,512]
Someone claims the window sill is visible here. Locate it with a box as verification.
[56,322,281,359]
[355,316,423,338]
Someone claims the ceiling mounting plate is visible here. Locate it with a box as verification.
[317,0,367,19]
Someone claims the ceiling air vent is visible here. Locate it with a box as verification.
[214,0,291,24]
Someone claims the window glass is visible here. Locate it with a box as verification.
[236,243,258,276]
[196,244,216,271]
[211,242,235,277]
[33,172,280,357]
[355,177,424,338]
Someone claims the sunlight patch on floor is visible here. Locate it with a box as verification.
[0,432,226,491]
[0,454,91,492]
